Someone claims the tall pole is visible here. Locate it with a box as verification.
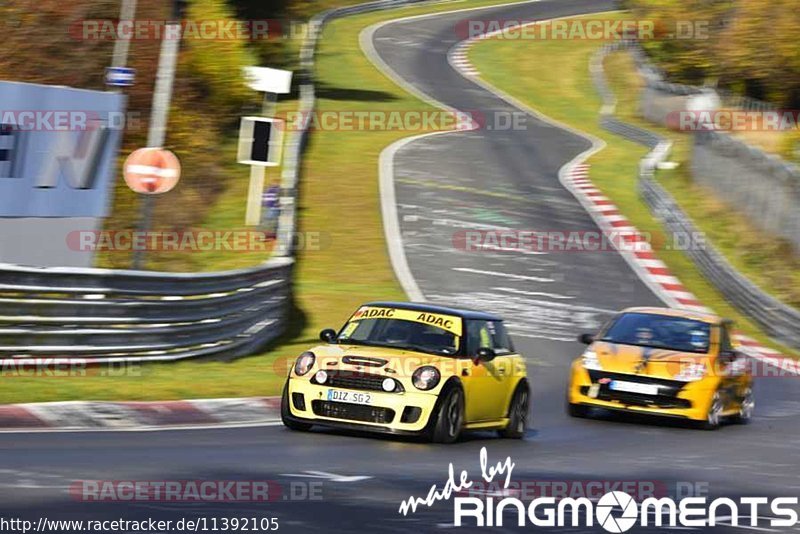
[132,1,183,269]
[111,0,137,76]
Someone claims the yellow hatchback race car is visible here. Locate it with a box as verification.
[568,307,754,429]
[281,302,529,443]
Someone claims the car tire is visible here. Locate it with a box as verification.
[701,391,724,430]
[431,385,465,444]
[281,383,312,432]
[567,403,590,419]
[499,382,529,439]
[732,387,754,425]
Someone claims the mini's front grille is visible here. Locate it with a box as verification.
[312,400,395,424]
[312,371,403,392]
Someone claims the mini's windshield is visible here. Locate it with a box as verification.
[599,312,711,354]
[338,318,459,356]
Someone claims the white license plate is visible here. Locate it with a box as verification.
[609,381,658,396]
[327,389,372,405]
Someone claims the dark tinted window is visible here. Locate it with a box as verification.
[599,312,711,354]
[466,320,513,355]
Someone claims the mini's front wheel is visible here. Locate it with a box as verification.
[431,387,464,444]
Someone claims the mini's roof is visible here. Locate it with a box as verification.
[622,306,723,324]
[363,301,502,321]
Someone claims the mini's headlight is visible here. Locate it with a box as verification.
[382,378,396,392]
[315,370,328,384]
[294,351,315,376]
[674,362,706,382]
[412,366,440,391]
[582,349,602,370]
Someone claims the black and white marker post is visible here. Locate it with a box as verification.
[238,67,291,227]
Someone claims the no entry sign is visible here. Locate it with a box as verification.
[123,147,181,194]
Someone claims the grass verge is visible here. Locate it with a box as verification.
[469,13,799,358]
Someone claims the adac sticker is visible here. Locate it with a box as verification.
[349,307,462,335]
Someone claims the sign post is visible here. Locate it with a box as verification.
[131,1,184,269]
[239,67,293,226]
[108,0,137,89]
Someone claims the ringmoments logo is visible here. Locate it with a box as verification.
[398,448,800,530]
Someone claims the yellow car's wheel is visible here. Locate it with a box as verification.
[430,385,464,444]
[499,382,529,439]
[732,387,754,425]
[702,391,724,430]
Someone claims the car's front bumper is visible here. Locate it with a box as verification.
[285,377,439,434]
[568,362,716,421]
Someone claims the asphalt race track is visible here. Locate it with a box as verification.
[2,1,800,532]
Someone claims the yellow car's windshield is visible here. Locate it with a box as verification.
[338,307,462,356]
[599,312,711,354]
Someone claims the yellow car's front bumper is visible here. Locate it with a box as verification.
[568,362,717,422]
[285,377,439,434]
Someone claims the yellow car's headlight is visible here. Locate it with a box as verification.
[674,362,706,382]
[294,351,316,376]
[582,349,602,370]
[412,366,440,390]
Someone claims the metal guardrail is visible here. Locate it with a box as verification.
[0,258,293,363]
[0,0,430,364]
[592,43,800,351]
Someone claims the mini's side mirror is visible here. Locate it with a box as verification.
[579,333,594,345]
[476,347,496,363]
[320,329,337,343]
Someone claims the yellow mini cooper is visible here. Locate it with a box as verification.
[281,302,529,443]
[568,307,754,429]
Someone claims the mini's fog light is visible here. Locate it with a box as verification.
[315,370,328,384]
[382,378,396,392]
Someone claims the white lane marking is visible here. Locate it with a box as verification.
[405,214,512,230]
[280,471,372,483]
[452,267,554,282]
[471,244,548,255]
[492,286,574,300]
